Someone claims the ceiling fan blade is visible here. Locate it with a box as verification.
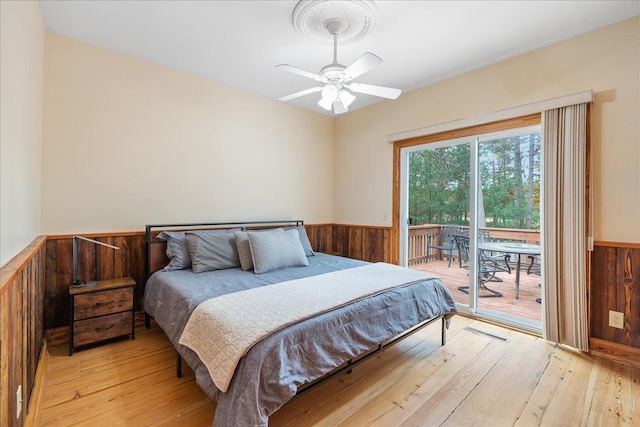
[342,52,382,82]
[332,99,348,115]
[276,64,325,82]
[277,86,323,102]
[346,82,401,100]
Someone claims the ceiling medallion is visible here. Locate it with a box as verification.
[292,0,379,46]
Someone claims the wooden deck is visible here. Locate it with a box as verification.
[411,259,542,323]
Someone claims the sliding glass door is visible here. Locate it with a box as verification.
[400,125,542,332]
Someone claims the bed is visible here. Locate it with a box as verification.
[142,221,458,426]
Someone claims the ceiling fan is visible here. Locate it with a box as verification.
[277,20,401,114]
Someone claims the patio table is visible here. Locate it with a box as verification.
[478,242,541,299]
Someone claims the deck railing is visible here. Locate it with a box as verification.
[408,224,541,266]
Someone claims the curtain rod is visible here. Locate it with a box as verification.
[387,90,594,144]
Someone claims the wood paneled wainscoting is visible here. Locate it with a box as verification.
[0,236,46,427]
[590,241,640,366]
[306,224,392,262]
[43,224,392,330]
[330,224,392,262]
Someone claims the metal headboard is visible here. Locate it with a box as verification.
[144,220,304,283]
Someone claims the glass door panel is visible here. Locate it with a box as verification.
[406,141,471,307]
[475,131,542,325]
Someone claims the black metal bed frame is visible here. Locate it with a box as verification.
[142,220,448,394]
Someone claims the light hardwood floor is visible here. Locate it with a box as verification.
[34,315,638,426]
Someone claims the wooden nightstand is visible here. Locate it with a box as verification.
[69,277,136,355]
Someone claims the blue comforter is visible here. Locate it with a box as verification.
[143,253,457,426]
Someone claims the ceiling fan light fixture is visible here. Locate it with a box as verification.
[338,89,355,108]
[318,97,333,111]
[332,98,348,115]
[318,84,338,110]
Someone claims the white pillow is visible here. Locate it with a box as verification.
[234,228,283,271]
[283,225,315,256]
[248,229,309,274]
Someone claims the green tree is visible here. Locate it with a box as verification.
[408,133,540,231]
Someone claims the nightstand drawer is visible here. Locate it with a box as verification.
[73,311,133,346]
[73,287,134,320]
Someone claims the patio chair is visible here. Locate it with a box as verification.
[527,255,541,276]
[427,225,465,267]
[453,234,511,298]
[478,230,511,274]
[528,255,542,304]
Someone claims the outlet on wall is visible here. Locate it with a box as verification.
[609,310,624,329]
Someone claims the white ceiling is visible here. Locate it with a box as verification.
[39,1,640,116]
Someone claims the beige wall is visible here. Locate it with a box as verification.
[334,17,640,244]
[42,33,334,234]
[0,1,45,267]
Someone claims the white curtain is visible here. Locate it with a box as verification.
[542,103,590,351]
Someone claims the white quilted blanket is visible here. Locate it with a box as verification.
[178,263,434,392]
